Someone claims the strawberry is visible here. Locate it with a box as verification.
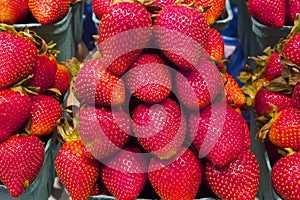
[268,107,300,151]
[98,2,152,76]
[28,0,71,25]
[0,88,32,143]
[27,53,57,93]
[292,82,300,109]
[285,0,300,25]
[154,4,210,71]
[0,134,44,197]
[189,103,246,167]
[0,31,37,89]
[205,149,260,200]
[248,0,285,28]
[55,121,100,200]
[78,105,131,160]
[254,89,293,117]
[50,63,71,96]
[271,151,300,200]
[29,95,62,136]
[204,28,224,61]
[175,60,222,110]
[132,98,186,159]
[222,72,246,108]
[74,58,126,106]
[282,32,300,66]
[101,147,147,200]
[0,0,29,24]
[265,52,283,80]
[148,147,203,200]
[92,0,113,20]
[124,53,172,104]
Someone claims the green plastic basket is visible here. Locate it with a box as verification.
[211,0,233,33]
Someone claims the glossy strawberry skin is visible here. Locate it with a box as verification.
[0,88,32,143]
[30,95,62,136]
[269,107,300,151]
[50,63,70,96]
[272,152,300,200]
[0,0,30,24]
[292,82,300,109]
[55,140,100,200]
[282,32,300,66]
[265,52,283,80]
[148,148,203,200]
[285,0,300,25]
[0,135,44,198]
[205,149,260,200]
[205,28,224,60]
[248,0,285,28]
[92,0,113,20]
[0,31,37,89]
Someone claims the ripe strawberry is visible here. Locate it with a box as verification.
[98,2,152,76]
[204,28,224,60]
[265,52,283,80]
[285,0,300,25]
[268,107,300,151]
[148,147,203,200]
[78,105,131,160]
[0,134,44,197]
[0,88,32,143]
[292,82,300,109]
[28,0,71,25]
[50,63,71,96]
[248,0,285,28]
[154,5,209,71]
[125,53,172,104]
[0,0,29,24]
[0,31,37,89]
[132,98,186,159]
[27,53,57,93]
[222,72,246,108]
[101,147,147,200]
[254,89,293,117]
[55,132,100,200]
[74,58,126,106]
[189,103,246,167]
[205,149,260,200]
[272,151,300,200]
[92,0,113,20]
[282,32,300,66]
[29,95,62,136]
[175,60,222,110]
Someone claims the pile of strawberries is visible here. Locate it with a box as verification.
[0,25,70,198]
[53,1,261,200]
[0,0,79,25]
[239,15,300,200]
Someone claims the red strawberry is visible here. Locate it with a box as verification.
[189,103,246,167]
[282,32,300,66]
[0,0,30,24]
[92,0,113,20]
[55,126,100,200]
[132,98,186,159]
[204,28,224,61]
[0,134,44,197]
[101,147,147,200]
[0,31,37,89]
[29,95,62,136]
[28,53,57,93]
[254,89,293,117]
[154,5,210,71]
[268,107,300,151]
[265,52,283,80]
[175,60,222,110]
[0,88,32,143]
[74,58,126,106]
[98,2,152,76]
[125,53,172,104]
[205,149,260,200]
[50,63,71,96]
[271,151,300,200]
[292,82,300,109]
[285,0,300,25]
[148,147,203,200]
[28,0,71,25]
[248,0,285,28]
[78,105,131,160]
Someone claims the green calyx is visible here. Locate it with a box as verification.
[56,118,81,143]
